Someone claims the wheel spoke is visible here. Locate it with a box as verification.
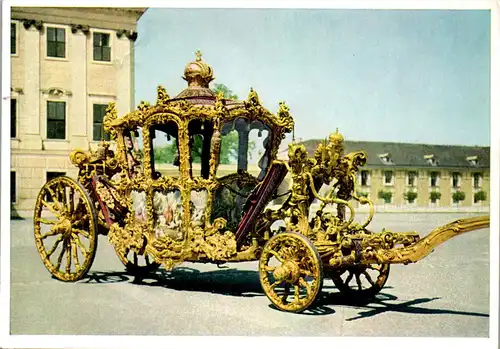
[41,200,60,216]
[46,235,64,257]
[59,182,67,209]
[299,277,312,296]
[281,283,290,302]
[55,244,66,271]
[362,271,376,286]
[40,229,61,239]
[37,218,58,225]
[294,285,300,303]
[71,233,88,256]
[344,271,354,285]
[72,228,90,239]
[45,186,59,204]
[367,264,381,271]
[299,268,312,277]
[72,214,89,227]
[68,187,75,215]
[355,273,362,290]
[263,265,276,272]
[270,280,282,289]
[71,240,81,272]
[266,249,285,263]
[65,240,72,274]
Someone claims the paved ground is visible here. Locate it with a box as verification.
[9,213,490,337]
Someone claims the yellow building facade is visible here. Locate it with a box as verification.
[10,7,146,216]
[304,139,490,209]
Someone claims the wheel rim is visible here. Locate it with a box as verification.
[329,264,390,298]
[259,232,323,313]
[34,176,97,282]
[117,248,160,275]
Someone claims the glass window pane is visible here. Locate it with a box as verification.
[47,43,56,57]
[56,121,65,139]
[93,124,102,141]
[102,47,111,61]
[47,27,55,41]
[11,99,16,138]
[11,171,16,203]
[56,102,65,120]
[47,102,55,119]
[11,23,16,54]
[56,42,65,57]
[93,33,101,47]
[101,33,109,46]
[93,47,102,61]
[56,28,65,42]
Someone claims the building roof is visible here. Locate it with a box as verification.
[301,139,490,170]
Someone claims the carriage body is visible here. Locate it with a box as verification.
[33,52,489,313]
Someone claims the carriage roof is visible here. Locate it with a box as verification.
[103,51,295,136]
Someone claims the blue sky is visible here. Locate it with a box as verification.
[134,8,491,146]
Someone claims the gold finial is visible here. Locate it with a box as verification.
[195,50,202,61]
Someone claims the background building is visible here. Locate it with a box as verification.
[10,7,146,216]
[302,139,490,209]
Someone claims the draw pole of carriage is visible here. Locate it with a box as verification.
[33,52,489,313]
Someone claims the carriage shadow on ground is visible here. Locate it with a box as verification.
[80,268,489,319]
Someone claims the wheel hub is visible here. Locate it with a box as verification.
[273,260,300,283]
[53,217,72,239]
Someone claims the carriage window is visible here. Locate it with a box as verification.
[219,118,273,179]
[151,122,180,178]
[247,121,272,180]
[123,127,144,178]
[188,120,213,179]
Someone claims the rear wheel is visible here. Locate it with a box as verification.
[327,264,390,299]
[33,176,98,282]
[117,249,160,275]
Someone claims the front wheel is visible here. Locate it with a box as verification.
[259,232,323,313]
[33,176,98,282]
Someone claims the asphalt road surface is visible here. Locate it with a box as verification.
[9,213,490,337]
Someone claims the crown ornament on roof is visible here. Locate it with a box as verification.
[182,50,214,88]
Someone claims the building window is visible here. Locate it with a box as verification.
[384,171,393,185]
[46,171,66,202]
[11,171,16,204]
[360,170,370,186]
[47,27,66,58]
[473,172,482,188]
[93,104,110,141]
[452,172,461,188]
[11,99,17,138]
[430,171,439,187]
[407,171,417,186]
[93,33,111,62]
[11,23,16,54]
[47,101,66,139]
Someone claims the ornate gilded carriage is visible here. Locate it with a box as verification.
[33,52,489,313]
